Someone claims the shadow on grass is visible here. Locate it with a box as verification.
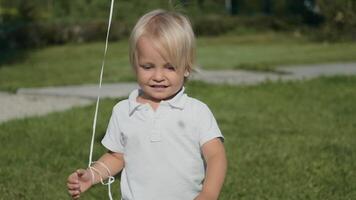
[0,47,28,67]
[234,63,291,75]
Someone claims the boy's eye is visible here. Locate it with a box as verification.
[140,64,153,69]
[165,63,176,71]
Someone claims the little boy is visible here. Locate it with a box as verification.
[67,9,227,200]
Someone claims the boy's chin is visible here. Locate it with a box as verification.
[146,92,175,102]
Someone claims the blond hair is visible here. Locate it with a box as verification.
[129,9,195,73]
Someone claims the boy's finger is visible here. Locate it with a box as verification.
[68,189,80,197]
[73,194,80,199]
[67,173,79,182]
[67,177,79,184]
[67,183,80,190]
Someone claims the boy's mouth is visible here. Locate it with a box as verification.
[150,85,168,88]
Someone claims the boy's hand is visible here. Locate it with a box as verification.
[67,169,92,199]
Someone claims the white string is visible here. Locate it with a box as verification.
[88,0,115,167]
[87,0,116,199]
[88,167,96,185]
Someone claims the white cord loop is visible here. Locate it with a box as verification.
[88,161,116,200]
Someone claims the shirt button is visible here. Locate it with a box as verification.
[150,131,161,142]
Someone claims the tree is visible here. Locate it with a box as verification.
[262,0,272,15]
[317,0,356,40]
[225,0,240,15]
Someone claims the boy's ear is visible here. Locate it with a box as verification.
[184,69,190,77]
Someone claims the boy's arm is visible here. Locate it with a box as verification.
[195,138,227,200]
[89,151,125,184]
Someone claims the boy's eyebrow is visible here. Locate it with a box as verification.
[139,63,155,68]
[138,61,175,68]
[139,62,154,65]
[164,62,175,67]
[139,62,174,66]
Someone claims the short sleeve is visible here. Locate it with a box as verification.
[101,108,125,153]
[197,104,224,146]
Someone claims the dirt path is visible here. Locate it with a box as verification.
[1,62,355,123]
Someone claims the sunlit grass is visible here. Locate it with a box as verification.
[0,76,355,199]
[197,33,356,71]
[0,41,134,92]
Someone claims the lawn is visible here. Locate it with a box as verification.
[0,76,355,199]
[1,32,356,91]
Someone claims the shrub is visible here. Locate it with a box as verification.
[192,14,236,36]
[318,0,356,41]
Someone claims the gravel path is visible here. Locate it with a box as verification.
[191,63,356,84]
[0,92,92,123]
[1,62,356,123]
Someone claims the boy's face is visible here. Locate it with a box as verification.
[135,36,188,102]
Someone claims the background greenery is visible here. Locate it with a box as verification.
[1,32,356,92]
[0,77,355,199]
[1,0,355,63]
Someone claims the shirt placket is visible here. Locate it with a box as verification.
[150,106,162,142]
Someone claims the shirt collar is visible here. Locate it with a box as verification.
[128,87,187,114]
[128,89,142,114]
[163,87,187,110]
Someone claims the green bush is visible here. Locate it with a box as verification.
[314,0,356,42]
[1,20,130,46]
[1,0,356,57]
[63,20,130,43]
[238,15,294,31]
[193,14,236,36]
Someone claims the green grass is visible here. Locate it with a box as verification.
[1,76,355,199]
[1,32,356,91]
[0,41,134,92]
[197,32,356,71]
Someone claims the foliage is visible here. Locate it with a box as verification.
[227,0,324,25]
[0,0,233,64]
[193,14,236,36]
[1,0,355,60]
[315,0,356,41]
[228,0,355,41]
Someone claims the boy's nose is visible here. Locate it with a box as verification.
[152,69,164,82]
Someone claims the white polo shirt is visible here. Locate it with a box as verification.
[102,87,223,200]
